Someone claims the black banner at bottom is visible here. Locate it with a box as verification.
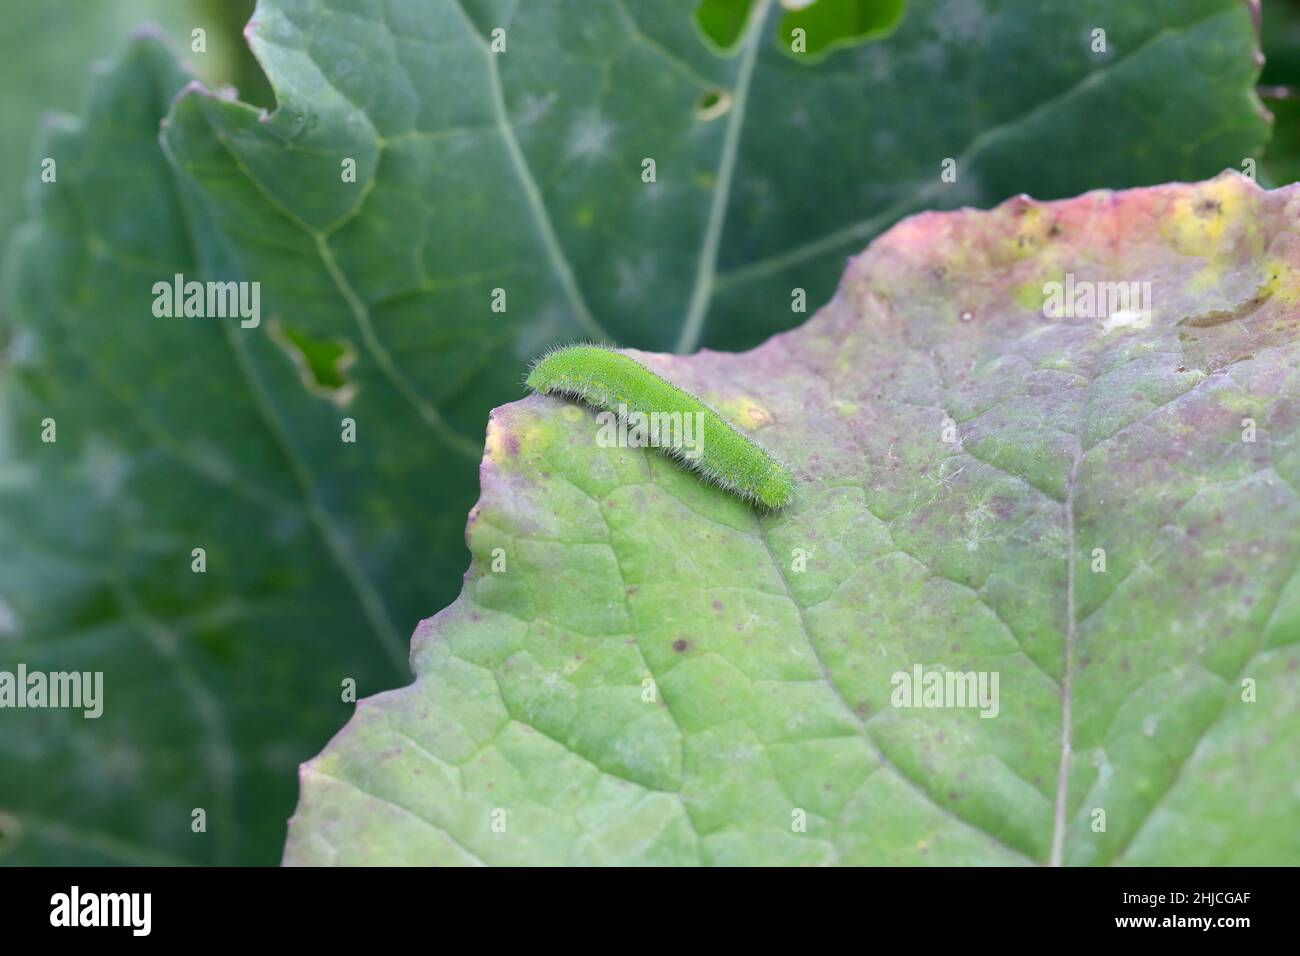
[0,865,1286,942]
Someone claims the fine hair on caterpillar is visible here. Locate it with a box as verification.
[596,404,707,461]
[525,344,794,510]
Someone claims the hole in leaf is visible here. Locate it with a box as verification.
[695,88,733,120]
[694,0,759,52]
[778,0,906,64]
[269,320,357,407]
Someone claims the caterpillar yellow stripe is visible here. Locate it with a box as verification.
[526,345,794,510]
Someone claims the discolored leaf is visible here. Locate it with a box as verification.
[287,175,1300,865]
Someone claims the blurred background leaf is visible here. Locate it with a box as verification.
[1260,0,1300,185]
[0,0,267,258]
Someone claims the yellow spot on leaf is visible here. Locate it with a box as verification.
[999,205,1053,262]
[485,413,547,468]
[715,396,775,430]
[1261,258,1300,307]
[1163,177,1250,259]
[1015,274,1057,313]
[484,417,509,464]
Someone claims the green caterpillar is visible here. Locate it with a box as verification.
[525,345,794,509]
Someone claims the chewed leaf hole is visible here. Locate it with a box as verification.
[269,320,357,407]
[777,0,906,64]
[696,88,733,121]
[694,0,759,52]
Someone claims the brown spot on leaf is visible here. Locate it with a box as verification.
[672,638,690,653]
